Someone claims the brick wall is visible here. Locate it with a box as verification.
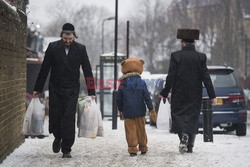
[0,1,27,163]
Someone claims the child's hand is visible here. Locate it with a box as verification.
[150,109,157,122]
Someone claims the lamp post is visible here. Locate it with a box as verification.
[112,0,118,130]
[102,17,115,54]
[126,21,130,59]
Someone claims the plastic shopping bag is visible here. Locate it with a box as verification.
[95,102,104,137]
[77,96,92,128]
[156,98,171,130]
[22,98,45,136]
[78,99,104,138]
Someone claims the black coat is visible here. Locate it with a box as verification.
[161,44,216,134]
[34,40,95,137]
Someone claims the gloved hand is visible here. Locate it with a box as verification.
[160,88,168,98]
[162,93,171,104]
[149,109,157,123]
[163,98,166,104]
[120,112,124,120]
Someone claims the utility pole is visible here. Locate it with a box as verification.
[112,0,118,129]
[126,21,130,59]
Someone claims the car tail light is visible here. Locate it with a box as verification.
[225,95,245,104]
[239,113,247,117]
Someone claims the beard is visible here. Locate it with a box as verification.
[64,41,72,46]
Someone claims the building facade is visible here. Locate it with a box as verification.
[0,0,28,162]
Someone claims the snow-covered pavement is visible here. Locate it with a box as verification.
[1,115,250,167]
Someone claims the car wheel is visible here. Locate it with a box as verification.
[224,126,235,132]
[235,123,246,136]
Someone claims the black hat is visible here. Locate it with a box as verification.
[177,29,200,40]
[62,23,75,32]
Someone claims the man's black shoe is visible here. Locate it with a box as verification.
[141,152,147,155]
[62,152,72,158]
[130,153,137,157]
[52,139,61,153]
[187,147,193,153]
[37,134,49,139]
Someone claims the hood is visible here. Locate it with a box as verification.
[119,72,145,90]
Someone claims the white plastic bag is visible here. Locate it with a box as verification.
[96,102,104,137]
[78,99,103,138]
[22,98,45,135]
[77,96,92,128]
[156,98,171,130]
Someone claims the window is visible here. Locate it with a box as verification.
[209,70,236,88]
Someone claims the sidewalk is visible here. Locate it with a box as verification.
[1,117,250,167]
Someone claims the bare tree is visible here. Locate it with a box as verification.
[168,0,244,75]
[127,0,170,73]
[42,1,111,67]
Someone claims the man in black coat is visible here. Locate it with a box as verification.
[33,23,95,158]
[161,29,216,154]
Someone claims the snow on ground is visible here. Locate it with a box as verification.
[1,115,250,167]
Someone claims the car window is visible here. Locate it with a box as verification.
[209,70,236,88]
[155,79,165,90]
[144,78,165,93]
[144,79,157,93]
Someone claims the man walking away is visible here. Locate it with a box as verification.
[161,29,216,154]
